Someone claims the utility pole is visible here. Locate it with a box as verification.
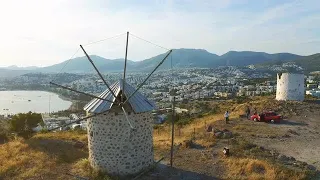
[170,96,175,167]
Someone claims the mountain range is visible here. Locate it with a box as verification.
[1,48,319,74]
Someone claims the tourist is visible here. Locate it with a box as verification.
[224,111,230,124]
[246,106,251,120]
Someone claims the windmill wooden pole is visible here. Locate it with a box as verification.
[122,31,129,102]
[49,82,115,104]
[124,49,172,104]
[80,45,118,101]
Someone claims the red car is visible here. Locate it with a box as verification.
[250,111,282,123]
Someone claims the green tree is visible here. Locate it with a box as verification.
[9,111,42,138]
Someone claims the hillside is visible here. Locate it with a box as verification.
[294,53,320,72]
[217,51,301,66]
[4,65,39,71]
[37,55,135,73]
[1,49,306,74]
[255,53,320,72]
[1,96,320,179]
[134,48,220,71]
[0,68,32,78]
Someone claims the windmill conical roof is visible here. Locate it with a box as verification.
[84,79,156,113]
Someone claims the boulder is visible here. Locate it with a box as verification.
[73,141,85,148]
[307,165,316,171]
[223,131,233,139]
[214,132,223,138]
[277,154,290,162]
[183,140,194,148]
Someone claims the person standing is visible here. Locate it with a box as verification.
[246,106,251,120]
[224,111,230,124]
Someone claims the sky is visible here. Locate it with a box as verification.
[0,0,319,67]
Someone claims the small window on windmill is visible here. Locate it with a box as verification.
[128,112,131,115]
[115,112,118,116]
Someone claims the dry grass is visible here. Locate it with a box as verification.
[0,131,89,180]
[223,158,308,180]
[0,139,60,180]
[1,96,318,179]
[153,114,223,155]
[71,158,115,180]
[34,130,87,142]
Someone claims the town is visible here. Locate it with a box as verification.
[1,64,320,132]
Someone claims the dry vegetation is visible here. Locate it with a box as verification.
[0,96,319,179]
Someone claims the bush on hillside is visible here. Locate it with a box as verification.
[9,111,42,138]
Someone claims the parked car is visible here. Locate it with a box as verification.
[250,111,282,123]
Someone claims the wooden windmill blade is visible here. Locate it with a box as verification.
[79,45,119,103]
[119,32,136,129]
[49,82,114,104]
[48,109,109,131]
[123,49,173,105]
[122,31,129,103]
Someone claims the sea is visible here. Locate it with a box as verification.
[0,91,72,115]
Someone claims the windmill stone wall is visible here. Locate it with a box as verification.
[87,109,154,175]
[276,73,305,101]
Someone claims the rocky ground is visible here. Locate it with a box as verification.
[144,99,320,179]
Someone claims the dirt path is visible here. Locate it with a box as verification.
[239,112,320,170]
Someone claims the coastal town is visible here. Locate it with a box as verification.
[1,63,319,103]
[0,63,320,132]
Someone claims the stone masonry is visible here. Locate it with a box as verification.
[87,109,154,175]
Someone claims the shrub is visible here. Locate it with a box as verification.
[9,111,42,138]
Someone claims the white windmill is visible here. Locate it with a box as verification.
[49,32,172,175]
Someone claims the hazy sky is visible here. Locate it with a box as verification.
[0,0,319,67]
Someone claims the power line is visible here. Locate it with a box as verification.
[82,32,127,46]
[130,33,170,51]
[51,47,80,83]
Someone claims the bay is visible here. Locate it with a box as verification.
[0,91,72,115]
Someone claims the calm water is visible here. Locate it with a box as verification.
[0,91,72,115]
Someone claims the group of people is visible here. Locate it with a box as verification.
[224,106,257,124]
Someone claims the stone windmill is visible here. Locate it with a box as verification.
[49,32,172,175]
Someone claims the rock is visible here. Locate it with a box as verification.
[223,131,233,139]
[288,156,296,161]
[215,132,223,138]
[282,134,291,138]
[183,140,194,148]
[206,125,213,132]
[213,128,221,133]
[277,154,290,162]
[73,141,85,148]
[288,129,299,135]
[307,165,316,171]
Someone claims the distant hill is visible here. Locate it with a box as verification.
[216,51,302,66]
[1,49,308,74]
[133,48,220,71]
[293,53,320,72]
[4,65,39,71]
[0,68,32,78]
[255,53,320,72]
[37,55,135,73]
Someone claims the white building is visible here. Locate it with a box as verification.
[84,80,155,175]
[276,73,305,101]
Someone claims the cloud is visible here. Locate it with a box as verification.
[0,0,319,67]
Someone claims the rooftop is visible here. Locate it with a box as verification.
[84,79,156,113]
